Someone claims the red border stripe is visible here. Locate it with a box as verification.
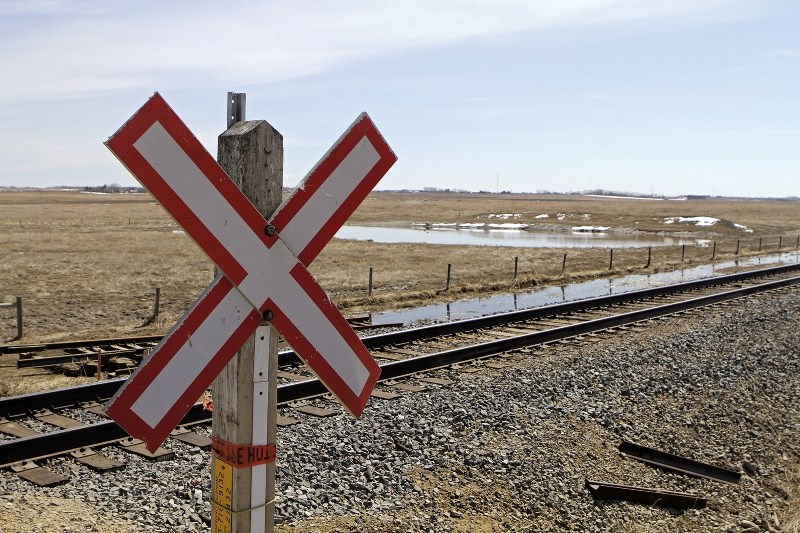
[268,263,380,417]
[106,276,261,452]
[269,113,397,266]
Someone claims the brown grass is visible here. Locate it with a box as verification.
[353,191,800,236]
[2,190,799,347]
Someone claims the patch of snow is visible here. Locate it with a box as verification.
[581,214,591,220]
[696,239,713,247]
[411,223,427,227]
[458,223,485,228]
[431,223,458,227]
[171,230,185,235]
[733,223,754,233]
[534,214,549,219]
[663,216,719,227]
[557,213,566,221]
[584,194,664,201]
[571,226,609,233]
[487,213,521,219]
[487,223,528,229]
[80,191,110,195]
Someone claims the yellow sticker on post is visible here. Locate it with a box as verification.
[212,457,232,533]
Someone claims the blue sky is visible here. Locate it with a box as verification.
[0,0,798,197]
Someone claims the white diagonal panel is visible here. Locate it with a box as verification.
[129,278,253,427]
[278,136,380,258]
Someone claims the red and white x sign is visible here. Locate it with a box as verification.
[103,93,396,451]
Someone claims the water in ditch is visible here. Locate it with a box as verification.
[370,251,800,327]
[336,225,699,249]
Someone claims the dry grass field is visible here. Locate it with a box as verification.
[1,190,800,530]
[2,190,799,347]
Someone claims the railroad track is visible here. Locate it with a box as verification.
[1,314,393,374]
[2,262,799,486]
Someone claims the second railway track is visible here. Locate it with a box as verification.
[2,262,800,483]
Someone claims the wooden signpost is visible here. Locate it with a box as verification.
[103,93,396,531]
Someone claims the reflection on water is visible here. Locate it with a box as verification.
[336,225,699,249]
[371,252,800,327]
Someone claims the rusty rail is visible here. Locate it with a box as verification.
[585,480,707,509]
[619,441,741,483]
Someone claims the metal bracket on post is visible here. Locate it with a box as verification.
[227,92,246,129]
[250,324,276,532]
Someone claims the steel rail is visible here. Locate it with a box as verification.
[618,440,742,483]
[585,480,707,509]
[1,263,798,418]
[16,347,141,369]
[0,336,162,356]
[0,316,391,357]
[1,270,798,468]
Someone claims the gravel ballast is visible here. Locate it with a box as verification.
[1,287,798,532]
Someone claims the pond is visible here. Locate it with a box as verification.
[370,252,799,327]
[335,225,699,249]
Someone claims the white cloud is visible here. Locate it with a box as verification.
[0,0,757,101]
[0,0,98,16]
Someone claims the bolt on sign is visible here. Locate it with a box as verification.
[103,93,397,451]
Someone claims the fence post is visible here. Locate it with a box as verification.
[15,296,22,341]
[445,263,452,290]
[513,257,518,279]
[758,237,762,252]
[368,267,373,297]
[681,244,686,262]
[711,241,716,260]
[608,249,613,270]
[645,246,651,268]
[778,236,783,249]
[560,253,567,276]
[139,288,161,328]
[735,239,740,255]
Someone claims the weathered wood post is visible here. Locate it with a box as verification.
[561,253,567,276]
[368,267,374,297]
[778,236,783,249]
[445,263,452,290]
[15,296,22,341]
[645,246,651,268]
[212,93,282,533]
[608,249,613,270]
[681,244,686,262]
[2,297,23,340]
[140,288,161,327]
[735,239,740,255]
[758,237,762,251]
[513,257,519,279]
[711,241,716,260]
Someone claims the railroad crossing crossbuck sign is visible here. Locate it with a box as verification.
[104,93,397,451]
